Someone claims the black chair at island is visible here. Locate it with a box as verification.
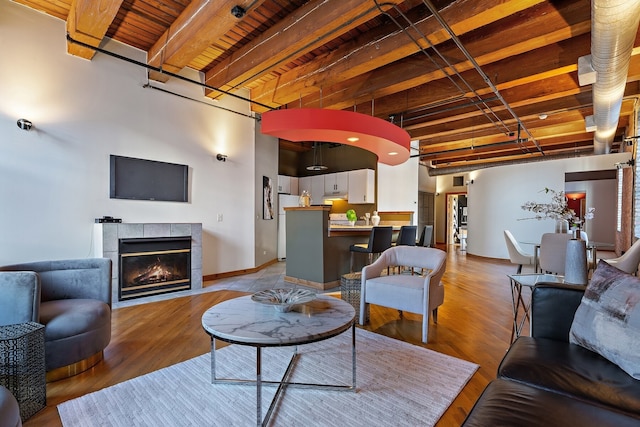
[394,225,417,246]
[349,226,393,272]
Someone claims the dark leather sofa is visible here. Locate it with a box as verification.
[463,284,640,426]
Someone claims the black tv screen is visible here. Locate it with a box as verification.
[110,155,189,202]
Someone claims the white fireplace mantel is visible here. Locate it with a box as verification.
[93,222,203,303]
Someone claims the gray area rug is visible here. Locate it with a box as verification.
[58,328,478,426]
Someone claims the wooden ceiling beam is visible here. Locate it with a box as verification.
[406,78,591,141]
[418,118,592,156]
[417,101,633,166]
[364,30,590,120]
[147,0,266,83]
[427,137,598,167]
[203,0,406,97]
[408,61,640,143]
[252,0,549,111]
[318,2,591,117]
[66,0,124,59]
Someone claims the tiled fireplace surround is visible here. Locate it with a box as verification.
[93,223,203,303]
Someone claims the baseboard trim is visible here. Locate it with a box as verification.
[203,258,279,281]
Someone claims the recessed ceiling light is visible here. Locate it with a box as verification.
[539,113,548,120]
[347,137,359,142]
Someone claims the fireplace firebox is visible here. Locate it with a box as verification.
[118,236,191,301]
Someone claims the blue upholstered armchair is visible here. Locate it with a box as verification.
[0,258,112,381]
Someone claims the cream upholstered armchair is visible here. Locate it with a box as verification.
[359,246,447,343]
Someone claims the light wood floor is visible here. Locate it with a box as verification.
[25,247,517,426]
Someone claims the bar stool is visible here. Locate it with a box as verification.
[417,225,433,247]
[392,225,417,274]
[349,226,393,272]
[394,225,417,246]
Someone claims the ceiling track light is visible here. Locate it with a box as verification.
[231,5,246,18]
[16,118,33,131]
[216,153,227,162]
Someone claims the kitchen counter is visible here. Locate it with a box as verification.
[283,208,410,290]
[328,224,404,235]
[283,206,330,211]
[284,208,368,290]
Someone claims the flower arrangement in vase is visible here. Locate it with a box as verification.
[521,188,595,236]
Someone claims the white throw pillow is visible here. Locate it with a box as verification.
[569,260,640,379]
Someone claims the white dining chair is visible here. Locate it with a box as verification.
[504,230,535,274]
[539,233,572,275]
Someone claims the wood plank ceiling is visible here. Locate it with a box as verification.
[15,0,640,174]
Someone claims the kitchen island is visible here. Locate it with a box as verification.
[284,207,411,290]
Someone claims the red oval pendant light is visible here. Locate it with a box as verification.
[261,108,411,165]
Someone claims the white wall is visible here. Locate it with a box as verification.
[377,157,418,224]
[0,0,278,273]
[565,179,617,244]
[462,153,631,259]
[418,163,437,193]
[254,122,279,265]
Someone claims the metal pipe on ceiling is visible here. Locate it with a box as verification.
[65,33,273,112]
[419,0,543,155]
[373,1,513,137]
[590,0,640,154]
[375,0,543,157]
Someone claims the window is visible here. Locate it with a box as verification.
[617,168,623,232]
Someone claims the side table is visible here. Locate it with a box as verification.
[507,274,567,343]
[341,272,369,322]
[0,322,46,421]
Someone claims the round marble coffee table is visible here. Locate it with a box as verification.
[201,294,356,427]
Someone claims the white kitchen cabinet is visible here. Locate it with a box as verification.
[277,175,298,194]
[290,177,299,195]
[299,175,325,204]
[277,175,289,194]
[348,168,375,204]
[377,158,418,219]
[324,172,348,196]
[298,176,310,195]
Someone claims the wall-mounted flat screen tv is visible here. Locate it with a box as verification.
[110,155,189,202]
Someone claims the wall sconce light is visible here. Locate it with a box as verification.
[435,192,440,196]
[216,154,227,162]
[16,118,33,131]
[615,159,635,169]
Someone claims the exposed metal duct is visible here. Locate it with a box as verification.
[590,0,640,154]
[425,151,596,176]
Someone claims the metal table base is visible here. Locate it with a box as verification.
[210,322,356,427]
